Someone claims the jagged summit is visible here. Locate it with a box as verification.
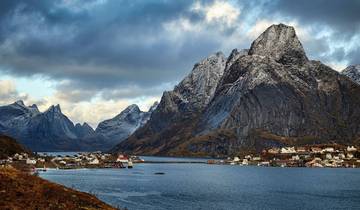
[249,23,308,65]
[173,51,226,109]
[148,101,159,112]
[46,104,62,113]
[342,65,360,85]
[14,100,25,106]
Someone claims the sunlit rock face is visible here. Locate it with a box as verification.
[114,24,360,157]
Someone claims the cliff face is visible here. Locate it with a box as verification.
[114,24,360,156]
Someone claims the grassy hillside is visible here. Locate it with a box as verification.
[0,135,31,159]
[0,167,118,210]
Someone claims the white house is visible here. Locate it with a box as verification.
[323,147,335,153]
[281,147,296,154]
[89,158,99,165]
[26,158,37,165]
[347,146,357,152]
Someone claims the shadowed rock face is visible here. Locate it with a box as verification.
[0,101,94,151]
[114,24,360,157]
[342,65,360,85]
[0,99,157,152]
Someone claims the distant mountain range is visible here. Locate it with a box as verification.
[112,24,360,157]
[0,100,157,151]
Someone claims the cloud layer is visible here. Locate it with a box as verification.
[0,0,358,127]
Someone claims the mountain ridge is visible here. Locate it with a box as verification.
[113,23,360,157]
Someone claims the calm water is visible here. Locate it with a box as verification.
[40,158,360,210]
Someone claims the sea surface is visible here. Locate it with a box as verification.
[40,156,360,210]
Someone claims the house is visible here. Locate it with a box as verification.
[296,147,307,153]
[347,153,354,159]
[339,153,346,159]
[325,153,332,160]
[244,155,252,160]
[268,148,280,154]
[59,160,66,165]
[252,156,261,161]
[242,159,249,165]
[323,147,335,153]
[26,158,37,165]
[116,155,128,163]
[311,147,322,154]
[292,155,300,161]
[347,146,357,152]
[233,157,240,162]
[281,147,296,154]
[89,158,99,165]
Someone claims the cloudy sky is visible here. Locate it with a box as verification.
[0,0,359,128]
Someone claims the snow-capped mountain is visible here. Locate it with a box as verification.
[114,24,360,156]
[342,65,360,85]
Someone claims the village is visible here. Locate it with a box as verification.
[214,145,360,168]
[0,152,144,172]
[1,144,360,171]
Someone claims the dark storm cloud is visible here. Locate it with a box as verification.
[0,0,212,90]
[0,0,359,103]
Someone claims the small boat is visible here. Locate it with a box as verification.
[128,161,133,169]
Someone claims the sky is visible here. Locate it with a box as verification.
[0,0,359,128]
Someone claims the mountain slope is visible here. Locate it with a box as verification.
[342,65,360,85]
[112,52,228,154]
[0,102,86,151]
[86,102,158,150]
[114,24,360,156]
[0,167,117,210]
[0,135,31,159]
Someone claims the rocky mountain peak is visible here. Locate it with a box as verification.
[148,101,159,112]
[122,104,140,114]
[14,100,25,106]
[173,51,227,109]
[225,48,248,71]
[45,104,62,115]
[342,65,360,85]
[248,23,308,65]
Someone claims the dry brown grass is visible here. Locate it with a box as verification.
[0,166,117,210]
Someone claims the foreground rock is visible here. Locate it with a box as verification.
[0,167,117,210]
[114,24,360,157]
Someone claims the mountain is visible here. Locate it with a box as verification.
[0,99,156,152]
[342,65,360,85]
[0,102,81,151]
[113,23,360,157]
[74,122,95,138]
[86,102,158,150]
